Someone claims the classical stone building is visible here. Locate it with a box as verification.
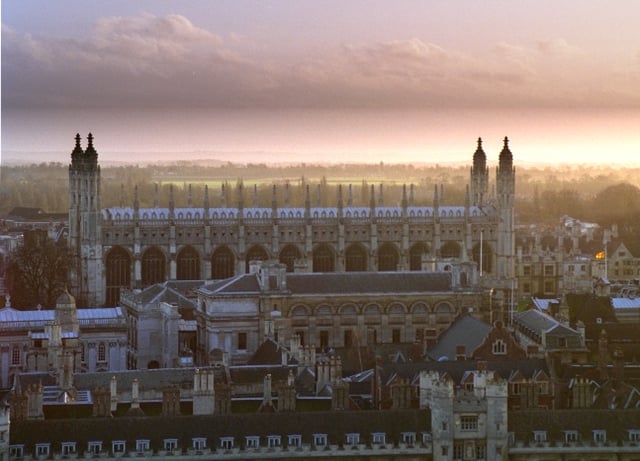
[67,134,516,307]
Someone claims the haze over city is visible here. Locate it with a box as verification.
[2,0,639,165]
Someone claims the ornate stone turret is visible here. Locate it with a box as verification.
[68,133,103,306]
[496,136,516,280]
[470,137,489,206]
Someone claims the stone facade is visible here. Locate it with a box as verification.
[67,134,516,308]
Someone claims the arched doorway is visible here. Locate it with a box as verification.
[440,241,461,259]
[409,243,429,271]
[176,245,200,280]
[345,244,367,271]
[105,246,131,306]
[378,243,400,271]
[141,246,166,287]
[279,244,302,272]
[211,246,235,280]
[312,244,335,272]
[245,245,269,273]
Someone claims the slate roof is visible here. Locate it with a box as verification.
[123,283,197,310]
[513,309,580,337]
[345,358,550,387]
[73,367,227,393]
[201,271,453,296]
[427,315,492,361]
[10,409,431,451]
[0,306,126,331]
[509,408,640,442]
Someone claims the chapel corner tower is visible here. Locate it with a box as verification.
[470,137,489,207]
[495,136,516,280]
[68,133,104,306]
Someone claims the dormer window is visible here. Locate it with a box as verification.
[345,433,360,446]
[287,435,302,448]
[245,436,260,449]
[593,430,606,444]
[533,431,547,443]
[313,434,327,447]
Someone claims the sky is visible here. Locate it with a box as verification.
[2,0,639,166]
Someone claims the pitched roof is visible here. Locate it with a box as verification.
[201,271,453,296]
[427,315,492,361]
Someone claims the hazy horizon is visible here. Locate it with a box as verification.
[2,1,639,167]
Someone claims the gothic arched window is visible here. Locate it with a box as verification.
[141,246,166,287]
[312,244,335,273]
[245,245,269,273]
[409,243,429,271]
[345,244,367,272]
[378,243,399,271]
[279,245,302,272]
[177,246,200,280]
[211,246,235,280]
[105,246,131,306]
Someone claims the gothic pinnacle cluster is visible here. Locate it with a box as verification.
[67,134,516,307]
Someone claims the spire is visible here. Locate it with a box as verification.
[409,184,415,206]
[133,185,140,216]
[85,133,97,157]
[401,184,408,209]
[169,184,175,219]
[119,183,125,208]
[285,181,290,207]
[378,184,384,206]
[187,184,193,207]
[153,184,159,208]
[305,184,311,220]
[347,184,353,207]
[253,184,259,207]
[316,184,321,207]
[71,133,83,159]
[473,137,486,171]
[221,184,227,207]
[499,136,513,171]
[203,185,210,210]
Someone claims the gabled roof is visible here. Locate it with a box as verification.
[200,271,453,296]
[514,309,580,337]
[427,315,491,361]
[123,283,197,310]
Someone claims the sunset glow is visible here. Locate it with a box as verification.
[2,1,639,165]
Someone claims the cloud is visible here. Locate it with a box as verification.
[2,15,639,112]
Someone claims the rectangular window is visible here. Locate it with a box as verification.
[267,435,281,448]
[629,430,640,442]
[544,280,554,293]
[523,283,531,293]
[98,343,107,362]
[345,433,360,446]
[193,438,207,450]
[593,430,606,443]
[238,332,247,350]
[441,421,448,431]
[295,331,305,346]
[88,441,102,455]
[344,330,353,347]
[245,436,260,448]
[441,445,448,456]
[453,442,464,459]
[287,434,302,448]
[112,441,125,454]
[533,431,547,443]
[460,415,478,431]
[523,265,531,276]
[401,432,416,445]
[11,346,20,365]
[219,437,233,450]
[392,329,401,344]
[565,431,579,443]
[415,328,424,342]
[10,446,24,458]
[62,442,77,455]
[35,444,50,457]
[371,433,386,444]
[544,265,554,276]
[476,443,486,459]
[313,434,327,447]
[136,440,150,452]
[319,331,329,350]
[163,439,178,451]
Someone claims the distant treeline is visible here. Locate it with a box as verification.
[2,161,640,227]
